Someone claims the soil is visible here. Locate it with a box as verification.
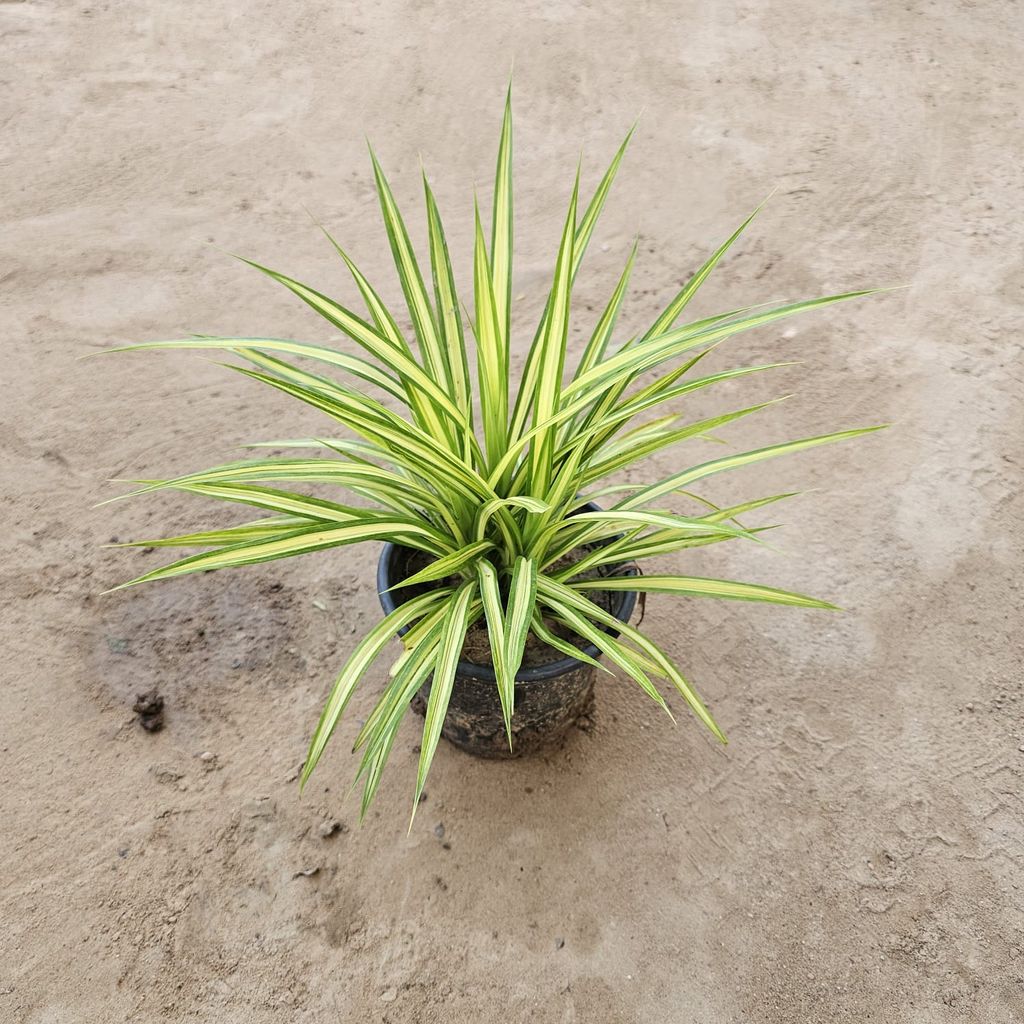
[132,690,166,732]
[3,3,1024,1023]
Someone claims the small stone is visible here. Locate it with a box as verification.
[965,703,974,711]
[133,690,165,732]
[1018,745,1024,753]
[198,751,215,762]
[318,820,343,838]
[555,937,565,950]
[380,988,398,1003]
[433,822,445,840]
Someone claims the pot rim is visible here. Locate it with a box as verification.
[376,503,638,683]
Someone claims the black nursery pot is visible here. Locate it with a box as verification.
[376,504,638,759]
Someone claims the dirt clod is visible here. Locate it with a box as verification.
[132,691,164,732]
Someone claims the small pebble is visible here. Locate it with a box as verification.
[380,987,397,1003]
[965,703,974,711]
[433,822,445,840]
[555,937,565,950]
[318,820,343,838]
[198,751,215,762]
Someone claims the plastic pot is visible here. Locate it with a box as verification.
[376,505,638,758]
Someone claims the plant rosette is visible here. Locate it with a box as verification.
[99,86,888,822]
[377,500,640,759]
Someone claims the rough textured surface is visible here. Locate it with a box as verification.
[412,668,599,760]
[2,2,1023,1022]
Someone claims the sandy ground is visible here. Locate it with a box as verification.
[3,1,1023,1021]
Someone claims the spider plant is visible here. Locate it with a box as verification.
[101,88,886,818]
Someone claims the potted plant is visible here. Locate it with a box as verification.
[101,89,886,819]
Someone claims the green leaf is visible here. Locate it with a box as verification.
[565,289,884,403]
[356,618,446,819]
[235,255,468,436]
[572,239,637,383]
[99,336,407,403]
[508,124,635,443]
[389,540,494,591]
[535,508,752,566]
[474,495,548,545]
[354,611,448,752]
[528,172,578,496]
[472,200,509,469]
[107,516,451,593]
[108,516,313,549]
[565,362,796,464]
[644,195,770,340]
[535,578,671,715]
[579,399,788,485]
[162,482,363,522]
[225,365,492,507]
[573,574,839,609]
[423,174,473,424]
[528,612,612,675]
[500,556,539,741]
[618,426,887,510]
[491,86,514,358]
[476,560,512,743]
[413,581,478,816]
[108,457,446,520]
[367,149,454,405]
[543,576,723,741]
[301,589,448,787]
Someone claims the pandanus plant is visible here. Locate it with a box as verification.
[101,89,886,818]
